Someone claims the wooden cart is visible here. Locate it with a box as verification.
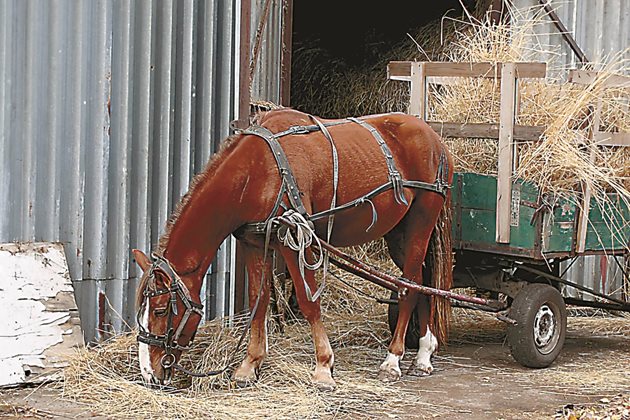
[386,61,630,368]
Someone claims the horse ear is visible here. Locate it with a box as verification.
[132,249,152,272]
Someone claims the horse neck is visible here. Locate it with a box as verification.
[160,156,246,296]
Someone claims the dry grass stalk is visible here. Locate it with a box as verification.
[62,245,446,419]
[296,3,630,253]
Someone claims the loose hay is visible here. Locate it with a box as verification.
[293,3,630,254]
[62,256,437,420]
[62,287,630,419]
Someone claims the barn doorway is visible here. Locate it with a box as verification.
[290,0,482,117]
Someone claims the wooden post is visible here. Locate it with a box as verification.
[237,0,252,129]
[280,0,293,107]
[496,63,517,244]
[409,62,426,119]
[576,102,603,253]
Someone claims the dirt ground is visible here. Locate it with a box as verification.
[1,313,629,419]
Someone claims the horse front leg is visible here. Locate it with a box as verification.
[279,247,336,391]
[232,244,271,386]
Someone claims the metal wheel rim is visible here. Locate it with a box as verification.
[533,304,558,355]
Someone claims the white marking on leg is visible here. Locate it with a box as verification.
[379,352,402,377]
[138,304,155,383]
[414,328,438,374]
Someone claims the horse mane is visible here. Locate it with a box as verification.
[156,132,242,255]
[137,108,286,307]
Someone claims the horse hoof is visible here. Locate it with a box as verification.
[378,368,401,383]
[313,371,336,391]
[407,362,433,377]
[234,379,255,388]
[314,379,336,391]
[232,367,259,387]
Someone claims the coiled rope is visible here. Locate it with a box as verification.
[276,210,327,302]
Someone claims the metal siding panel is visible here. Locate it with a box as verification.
[173,0,194,200]
[109,0,133,282]
[151,0,175,247]
[0,0,247,339]
[129,0,153,279]
[45,1,64,242]
[82,0,111,281]
[60,1,86,282]
[250,0,282,102]
[197,0,218,315]
[0,1,9,239]
[195,0,216,171]
[10,0,26,240]
[106,0,134,333]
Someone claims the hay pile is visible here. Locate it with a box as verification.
[62,251,444,419]
[293,4,630,237]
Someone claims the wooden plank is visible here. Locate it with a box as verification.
[387,61,412,81]
[576,102,603,253]
[428,122,544,141]
[496,63,517,244]
[0,243,83,387]
[387,61,546,80]
[568,70,630,88]
[279,0,293,106]
[593,132,630,147]
[409,62,426,118]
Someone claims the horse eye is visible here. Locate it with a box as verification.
[153,307,168,317]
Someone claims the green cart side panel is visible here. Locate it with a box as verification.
[453,173,539,252]
[584,194,630,251]
[452,173,629,256]
[542,197,577,253]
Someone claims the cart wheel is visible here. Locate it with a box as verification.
[387,291,420,350]
[507,283,566,368]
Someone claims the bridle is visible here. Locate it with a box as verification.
[136,254,204,371]
[136,253,259,380]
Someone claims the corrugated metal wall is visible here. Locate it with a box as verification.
[512,0,630,301]
[514,0,630,73]
[0,0,248,342]
[250,0,284,103]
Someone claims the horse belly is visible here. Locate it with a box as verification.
[316,192,410,247]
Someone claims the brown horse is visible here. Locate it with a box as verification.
[132,108,453,390]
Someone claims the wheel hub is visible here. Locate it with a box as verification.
[533,304,557,354]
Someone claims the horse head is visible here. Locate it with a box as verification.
[133,249,204,385]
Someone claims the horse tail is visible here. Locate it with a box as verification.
[427,189,453,348]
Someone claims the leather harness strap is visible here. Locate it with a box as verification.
[347,117,408,205]
[238,114,450,235]
[241,125,309,217]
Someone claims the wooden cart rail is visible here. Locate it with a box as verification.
[388,61,630,251]
[388,61,547,245]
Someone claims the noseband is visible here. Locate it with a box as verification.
[136,254,204,369]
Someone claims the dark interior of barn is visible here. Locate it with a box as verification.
[290,0,479,116]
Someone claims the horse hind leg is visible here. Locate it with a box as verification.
[232,244,272,386]
[278,246,336,391]
[408,291,438,376]
[381,197,442,381]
